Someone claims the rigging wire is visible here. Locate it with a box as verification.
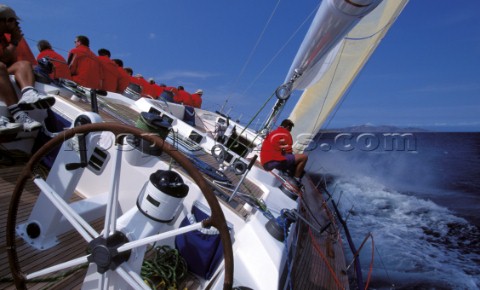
[25,36,70,56]
[232,2,321,130]
[231,0,282,91]
[241,3,320,96]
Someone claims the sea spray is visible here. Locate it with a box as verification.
[307,131,480,289]
[325,176,480,289]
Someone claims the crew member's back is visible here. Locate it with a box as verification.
[68,35,101,89]
[36,39,71,80]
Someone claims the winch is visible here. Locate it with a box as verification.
[137,170,189,222]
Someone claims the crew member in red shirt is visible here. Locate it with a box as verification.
[260,119,308,185]
[12,37,36,65]
[191,89,203,108]
[3,28,36,66]
[174,86,193,106]
[133,74,155,98]
[159,86,177,102]
[112,59,130,93]
[123,67,137,87]
[147,79,166,99]
[36,39,71,80]
[0,5,55,133]
[150,82,166,99]
[124,67,144,94]
[68,35,101,89]
[97,48,120,92]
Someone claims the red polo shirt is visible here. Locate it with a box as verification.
[150,84,165,99]
[134,76,155,97]
[2,34,37,66]
[175,89,194,106]
[98,55,121,92]
[191,93,202,108]
[116,67,131,93]
[260,127,293,166]
[37,48,71,80]
[68,45,102,89]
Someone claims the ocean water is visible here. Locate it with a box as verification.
[307,132,480,289]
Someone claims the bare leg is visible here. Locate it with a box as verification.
[1,61,48,131]
[0,62,19,106]
[7,60,35,90]
[6,60,55,111]
[294,153,308,178]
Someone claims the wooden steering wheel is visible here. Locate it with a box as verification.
[6,122,233,289]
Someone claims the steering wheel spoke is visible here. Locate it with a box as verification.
[25,255,89,280]
[117,221,204,253]
[6,122,234,289]
[103,141,123,238]
[33,177,98,242]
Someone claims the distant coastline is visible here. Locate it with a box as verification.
[322,124,480,133]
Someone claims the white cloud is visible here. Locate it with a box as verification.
[406,82,480,94]
[157,70,221,81]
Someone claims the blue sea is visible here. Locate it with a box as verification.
[307,132,480,289]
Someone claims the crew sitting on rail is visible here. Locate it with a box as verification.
[174,86,194,106]
[191,89,203,108]
[260,119,308,186]
[68,35,102,89]
[0,5,56,133]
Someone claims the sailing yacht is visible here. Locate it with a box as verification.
[0,0,408,289]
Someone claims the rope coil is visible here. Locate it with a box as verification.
[141,245,188,290]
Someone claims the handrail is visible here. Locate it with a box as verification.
[364,233,375,290]
[319,183,364,289]
[346,232,372,271]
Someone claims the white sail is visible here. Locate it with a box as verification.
[289,0,409,152]
[285,0,383,90]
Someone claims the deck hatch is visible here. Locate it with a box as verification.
[188,131,203,144]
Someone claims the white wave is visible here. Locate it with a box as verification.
[329,176,480,289]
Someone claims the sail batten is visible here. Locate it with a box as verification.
[289,0,409,153]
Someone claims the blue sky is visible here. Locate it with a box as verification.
[6,0,480,131]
